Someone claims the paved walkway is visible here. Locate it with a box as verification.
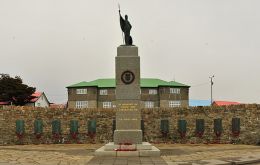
[0,144,259,164]
[87,156,167,165]
[159,144,260,165]
[0,144,95,165]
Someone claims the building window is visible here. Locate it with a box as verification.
[145,101,154,108]
[169,101,181,107]
[148,89,157,95]
[76,101,88,108]
[100,89,108,95]
[170,88,180,94]
[76,88,87,94]
[103,102,112,108]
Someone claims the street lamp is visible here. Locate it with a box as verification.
[209,75,215,105]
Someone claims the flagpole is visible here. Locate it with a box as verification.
[118,3,124,45]
[210,75,214,105]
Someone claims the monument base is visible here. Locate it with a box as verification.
[94,142,160,157]
[114,129,142,144]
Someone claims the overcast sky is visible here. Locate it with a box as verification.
[0,0,260,104]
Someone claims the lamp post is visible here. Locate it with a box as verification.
[209,75,214,105]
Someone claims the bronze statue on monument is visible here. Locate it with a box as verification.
[118,6,133,45]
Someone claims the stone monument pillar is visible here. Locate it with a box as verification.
[95,45,160,156]
[114,45,142,144]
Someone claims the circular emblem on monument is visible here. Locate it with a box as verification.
[121,70,135,84]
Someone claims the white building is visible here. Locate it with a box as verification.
[26,92,50,108]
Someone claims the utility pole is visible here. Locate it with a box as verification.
[209,75,215,105]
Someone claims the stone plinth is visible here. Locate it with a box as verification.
[95,142,160,157]
[116,111,141,130]
[114,130,142,144]
[117,46,138,57]
[114,110,142,144]
[114,45,143,145]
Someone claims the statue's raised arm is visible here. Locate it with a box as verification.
[118,10,133,45]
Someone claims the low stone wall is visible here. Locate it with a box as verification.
[142,105,260,145]
[0,104,259,145]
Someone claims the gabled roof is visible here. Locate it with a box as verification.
[213,101,240,106]
[140,78,189,87]
[30,92,50,105]
[66,78,190,88]
[31,92,42,102]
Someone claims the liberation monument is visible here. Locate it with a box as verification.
[95,9,160,156]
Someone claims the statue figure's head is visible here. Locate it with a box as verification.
[125,15,128,20]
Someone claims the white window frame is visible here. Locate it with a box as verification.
[148,89,157,95]
[76,88,87,94]
[100,89,108,95]
[76,101,88,109]
[169,100,181,107]
[145,101,154,108]
[103,101,112,108]
[170,88,180,94]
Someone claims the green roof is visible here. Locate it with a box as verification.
[140,78,189,87]
[67,78,189,88]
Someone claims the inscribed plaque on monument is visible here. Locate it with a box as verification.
[117,103,138,111]
[116,111,141,130]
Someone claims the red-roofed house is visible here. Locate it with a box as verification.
[26,92,50,108]
[212,101,240,106]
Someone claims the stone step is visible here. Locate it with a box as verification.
[104,142,152,151]
[95,142,160,157]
